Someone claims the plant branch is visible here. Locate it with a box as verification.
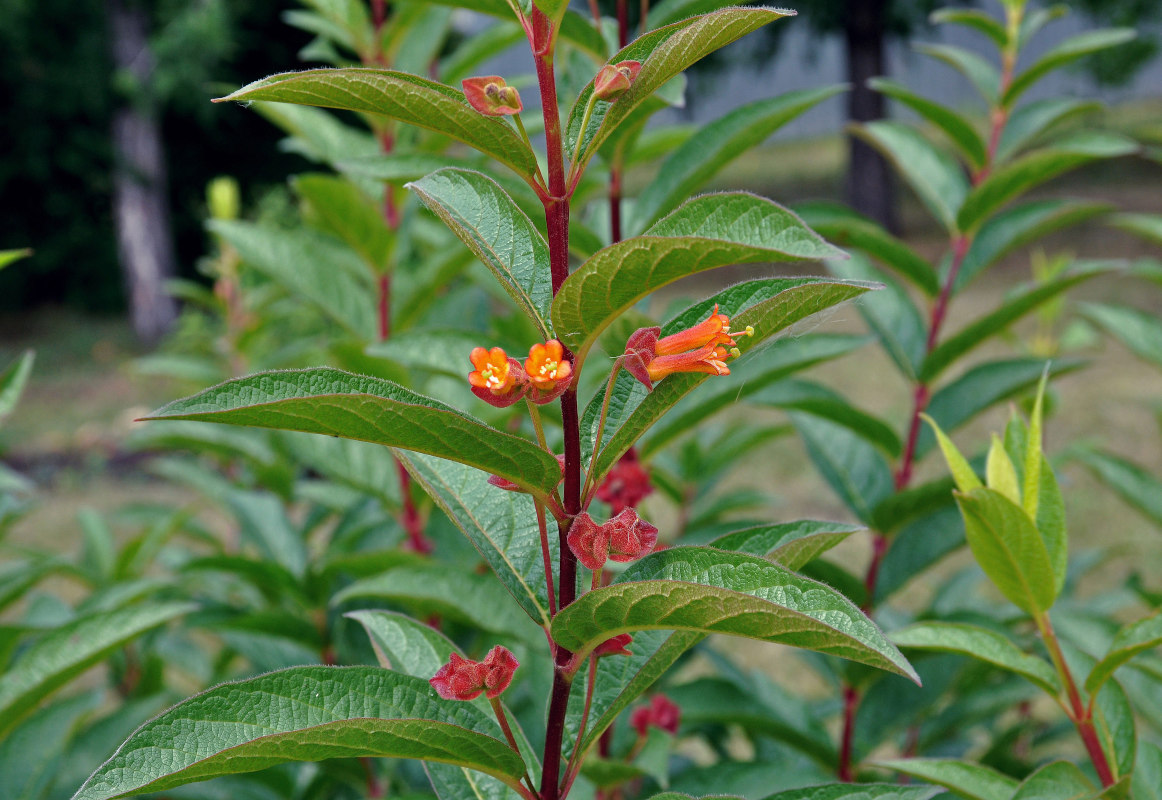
[582,359,623,505]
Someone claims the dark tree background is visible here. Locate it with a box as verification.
[0,0,309,325]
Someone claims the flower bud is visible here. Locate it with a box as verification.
[596,448,653,513]
[593,61,641,101]
[594,633,633,658]
[462,76,523,116]
[430,645,519,701]
[631,694,681,736]
[566,512,609,571]
[604,508,658,563]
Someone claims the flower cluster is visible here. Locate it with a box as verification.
[623,304,753,391]
[596,448,653,513]
[468,340,573,407]
[462,76,522,116]
[567,508,658,571]
[430,645,519,701]
[630,694,681,736]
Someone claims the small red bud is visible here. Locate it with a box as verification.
[631,694,681,736]
[567,512,608,571]
[605,508,658,563]
[593,61,642,101]
[430,646,519,701]
[596,448,653,513]
[594,633,633,658]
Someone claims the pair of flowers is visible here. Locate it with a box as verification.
[462,61,643,117]
[469,339,572,407]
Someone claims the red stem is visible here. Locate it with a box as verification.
[609,167,623,244]
[378,273,391,340]
[616,0,629,47]
[839,39,1021,781]
[838,685,860,782]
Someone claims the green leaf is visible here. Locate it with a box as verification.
[1078,302,1162,368]
[394,451,555,626]
[1086,611,1162,695]
[346,609,541,788]
[913,42,1000,104]
[631,86,846,233]
[552,192,844,356]
[294,173,394,273]
[568,630,704,756]
[669,676,835,766]
[216,68,539,179]
[585,278,873,480]
[797,202,938,296]
[550,546,918,681]
[333,564,539,640]
[762,786,943,800]
[0,248,32,271]
[710,520,863,570]
[1134,742,1162,800]
[854,121,968,234]
[1069,447,1162,527]
[871,758,1019,800]
[0,350,35,424]
[408,169,552,337]
[995,99,1103,164]
[956,487,1056,615]
[0,602,194,739]
[891,621,1059,693]
[869,78,987,169]
[957,133,1138,233]
[922,261,1118,382]
[566,8,793,172]
[73,667,527,800]
[1016,5,1068,51]
[1095,677,1136,781]
[1010,761,1099,800]
[795,414,893,524]
[875,508,964,603]
[640,334,868,458]
[831,254,926,379]
[144,368,562,496]
[986,434,1021,505]
[209,220,375,339]
[916,357,1086,459]
[0,692,99,800]
[930,8,1007,47]
[751,380,902,458]
[957,199,1113,291]
[1108,212,1162,249]
[1003,29,1137,107]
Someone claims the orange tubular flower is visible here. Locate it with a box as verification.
[468,346,527,407]
[524,339,573,404]
[623,305,752,391]
[462,76,523,116]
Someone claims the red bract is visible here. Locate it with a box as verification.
[596,448,653,513]
[593,60,642,101]
[566,512,608,570]
[430,646,519,701]
[594,633,633,657]
[605,508,658,563]
[462,76,522,116]
[631,694,681,736]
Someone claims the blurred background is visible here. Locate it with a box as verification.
[1,0,1160,533]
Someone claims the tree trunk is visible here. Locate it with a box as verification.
[844,0,899,233]
[108,0,178,344]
